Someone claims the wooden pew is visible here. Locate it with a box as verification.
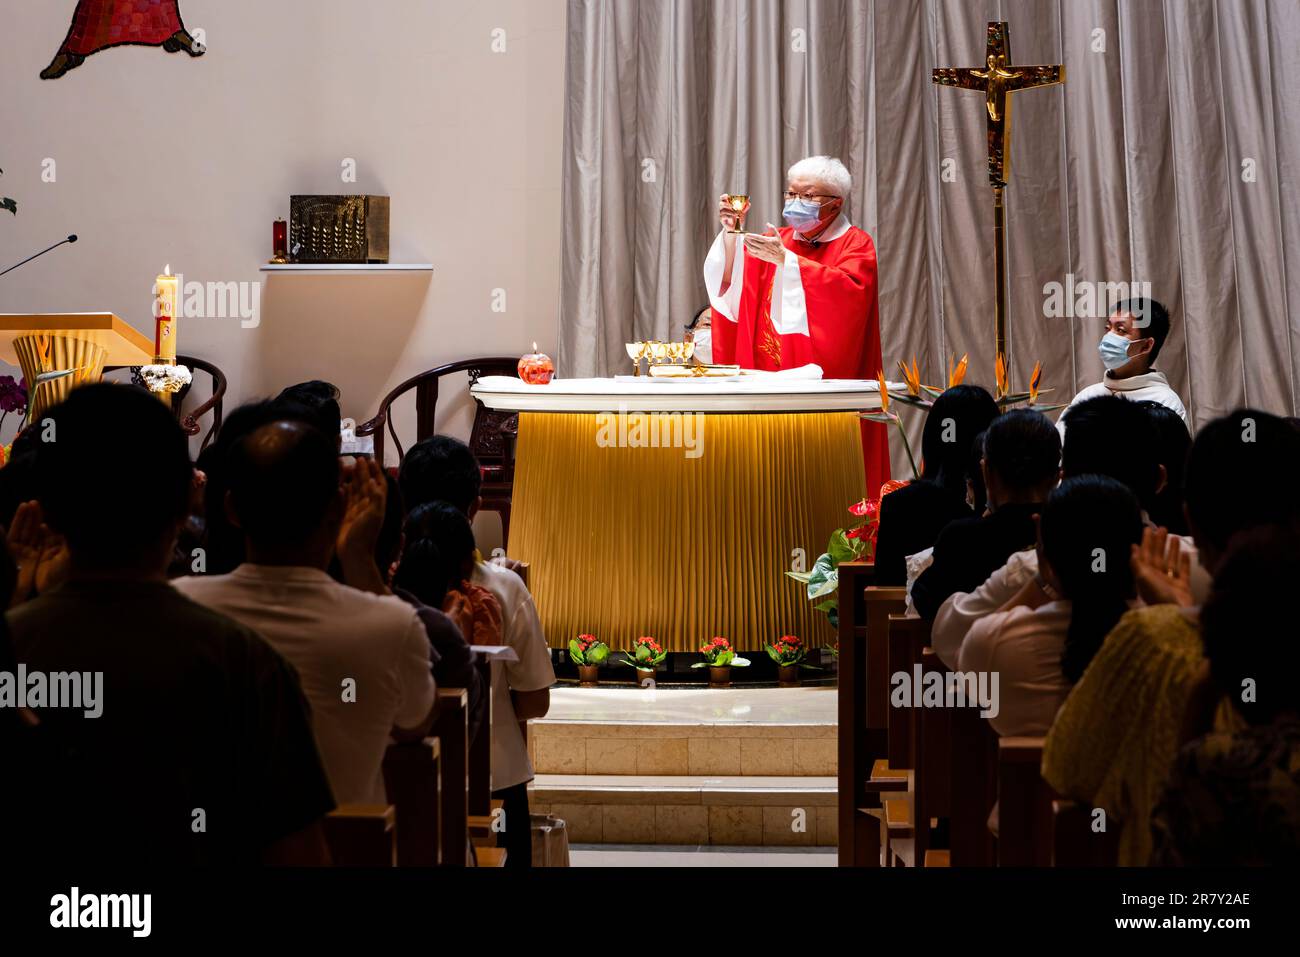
[433,688,470,866]
[1052,800,1121,866]
[996,737,1053,866]
[468,646,519,867]
[382,737,442,866]
[881,614,932,866]
[838,575,911,866]
[324,805,397,867]
[948,692,999,866]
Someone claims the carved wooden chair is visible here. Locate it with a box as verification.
[356,358,520,546]
[103,353,227,452]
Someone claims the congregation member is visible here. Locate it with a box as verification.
[1140,401,1193,536]
[399,435,556,868]
[1057,298,1188,432]
[931,394,1172,666]
[374,474,486,745]
[8,385,335,864]
[397,501,504,647]
[957,476,1144,737]
[1150,527,1300,866]
[872,385,999,585]
[911,409,1060,621]
[175,419,438,806]
[1043,409,1300,865]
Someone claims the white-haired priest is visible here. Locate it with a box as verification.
[703,155,890,493]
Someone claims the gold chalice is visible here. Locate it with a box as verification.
[666,342,685,364]
[726,194,749,234]
[681,340,696,362]
[649,341,670,366]
[625,341,647,376]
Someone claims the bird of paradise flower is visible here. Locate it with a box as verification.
[863,353,1065,478]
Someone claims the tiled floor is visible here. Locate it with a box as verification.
[544,685,836,725]
[569,844,837,867]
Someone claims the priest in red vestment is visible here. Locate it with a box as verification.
[41,0,205,80]
[703,155,891,495]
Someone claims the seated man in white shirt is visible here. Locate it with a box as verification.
[1057,298,1188,438]
[399,435,556,868]
[175,420,438,806]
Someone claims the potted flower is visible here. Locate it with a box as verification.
[569,633,610,686]
[621,636,667,686]
[766,635,806,686]
[691,636,751,688]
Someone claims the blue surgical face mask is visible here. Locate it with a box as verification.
[783,197,824,233]
[1098,331,1134,371]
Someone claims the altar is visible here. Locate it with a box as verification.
[471,374,888,652]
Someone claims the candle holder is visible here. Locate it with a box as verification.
[271,218,289,264]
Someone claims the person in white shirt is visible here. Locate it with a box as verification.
[959,475,1144,737]
[175,421,438,806]
[933,394,1209,668]
[399,435,555,867]
[1057,298,1188,438]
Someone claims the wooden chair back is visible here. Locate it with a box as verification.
[355,357,520,465]
[103,353,227,451]
[434,688,470,867]
[382,737,442,866]
[324,805,397,867]
[996,737,1054,866]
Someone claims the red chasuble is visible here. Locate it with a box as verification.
[703,217,891,496]
[58,0,184,57]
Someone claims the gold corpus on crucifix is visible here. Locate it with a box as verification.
[933,21,1064,377]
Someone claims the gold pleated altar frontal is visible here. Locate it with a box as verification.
[509,411,867,652]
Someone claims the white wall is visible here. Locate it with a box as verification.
[0,0,566,474]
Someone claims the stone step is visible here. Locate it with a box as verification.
[529,687,838,776]
[530,774,837,846]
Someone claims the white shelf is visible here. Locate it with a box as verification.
[259,263,433,273]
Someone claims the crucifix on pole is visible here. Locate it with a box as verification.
[933,22,1064,383]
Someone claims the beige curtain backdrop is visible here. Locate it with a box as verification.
[560,0,1300,471]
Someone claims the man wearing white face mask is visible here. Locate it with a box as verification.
[1056,297,1188,439]
[702,155,890,493]
[685,306,713,364]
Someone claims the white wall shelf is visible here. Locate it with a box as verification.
[259,263,433,273]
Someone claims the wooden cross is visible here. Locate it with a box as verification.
[933,22,1064,373]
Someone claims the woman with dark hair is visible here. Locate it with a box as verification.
[395,502,502,646]
[958,475,1143,737]
[1137,400,1192,535]
[871,385,999,584]
[1151,527,1300,865]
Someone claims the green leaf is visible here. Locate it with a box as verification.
[690,661,710,669]
[826,528,857,566]
[731,656,751,667]
[588,644,610,665]
[785,570,815,584]
[807,569,839,601]
[568,638,584,664]
[813,599,838,614]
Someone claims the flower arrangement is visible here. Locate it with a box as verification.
[621,636,667,671]
[139,364,193,396]
[785,488,903,629]
[0,375,28,439]
[569,633,610,666]
[765,635,806,667]
[691,636,750,669]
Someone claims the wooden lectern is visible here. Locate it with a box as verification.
[0,313,154,422]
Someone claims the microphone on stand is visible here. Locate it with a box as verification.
[0,234,79,279]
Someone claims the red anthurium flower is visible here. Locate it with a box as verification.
[849,498,871,517]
